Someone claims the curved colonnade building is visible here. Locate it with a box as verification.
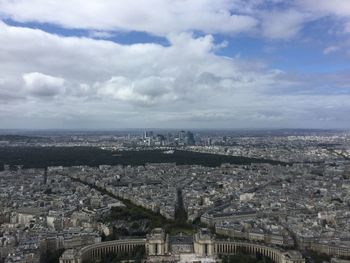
[60,228,305,263]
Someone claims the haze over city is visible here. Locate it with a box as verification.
[1,0,350,129]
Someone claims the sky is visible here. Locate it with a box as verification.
[0,0,350,130]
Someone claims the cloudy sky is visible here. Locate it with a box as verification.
[0,0,350,129]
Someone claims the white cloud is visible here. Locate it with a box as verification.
[261,9,312,39]
[88,31,115,39]
[1,0,350,41]
[0,0,258,36]
[0,18,350,128]
[295,0,350,36]
[97,76,177,106]
[296,0,350,17]
[323,45,340,55]
[22,72,65,97]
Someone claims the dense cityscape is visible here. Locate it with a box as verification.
[1,0,350,262]
[0,130,350,263]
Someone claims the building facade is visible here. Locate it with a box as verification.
[60,228,305,263]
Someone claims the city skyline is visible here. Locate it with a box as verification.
[1,1,350,129]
